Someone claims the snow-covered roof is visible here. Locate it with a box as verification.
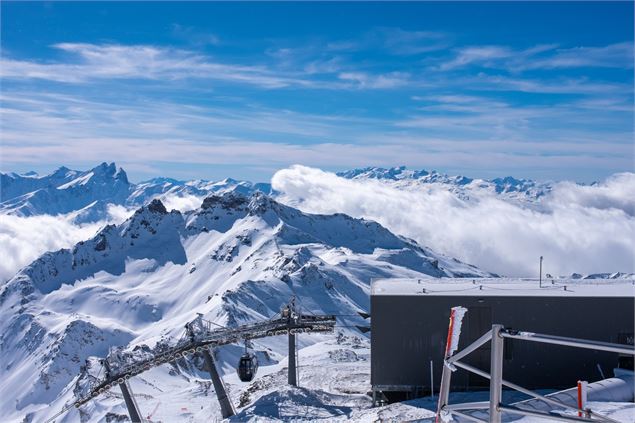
[371,277,635,297]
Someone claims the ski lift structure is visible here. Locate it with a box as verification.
[59,299,336,423]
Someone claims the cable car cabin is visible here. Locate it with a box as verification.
[237,352,259,382]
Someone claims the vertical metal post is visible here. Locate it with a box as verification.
[489,324,505,423]
[436,360,452,422]
[430,360,434,398]
[119,381,143,423]
[288,331,297,386]
[202,349,235,418]
[104,360,142,422]
[539,256,543,288]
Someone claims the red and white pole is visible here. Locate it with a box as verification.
[577,380,588,417]
[436,306,467,423]
[444,309,457,359]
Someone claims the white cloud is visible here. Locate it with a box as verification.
[271,165,635,277]
[469,74,630,95]
[326,27,449,55]
[0,42,418,91]
[549,173,635,217]
[1,43,306,88]
[438,45,515,70]
[337,71,411,89]
[512,42,634,71]
[105,204,135,223]
[0,194,205,282]
[437,42,633,71]
[4,90,628,167]
[160,194,204,213]
[0,215,103,282]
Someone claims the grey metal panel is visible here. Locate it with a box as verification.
[370,295,634,394]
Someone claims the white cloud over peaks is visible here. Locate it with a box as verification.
[0,215,103,282]
[160,193,204,213]
[271,165,635,277]
[0,190,212,282]
[0,204,141,282]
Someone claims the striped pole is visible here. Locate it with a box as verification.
[577,380,587,417]
[436,306,468,423]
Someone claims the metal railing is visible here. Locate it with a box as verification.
[436,322,634,423]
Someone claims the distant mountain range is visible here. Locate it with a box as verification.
[1,163,560,222]
[0,162,272,222]
[337,165,555,205]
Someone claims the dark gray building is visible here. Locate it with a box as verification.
[370,278,634,402]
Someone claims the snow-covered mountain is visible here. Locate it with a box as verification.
[0,163,131,218]
[0,163,272,222]
[337,165,554,205]
[0,163,559,224]
[0,191,490,422]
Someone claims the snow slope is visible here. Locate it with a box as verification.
[0,191,490,422]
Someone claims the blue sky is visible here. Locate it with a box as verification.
[1,1,633,183]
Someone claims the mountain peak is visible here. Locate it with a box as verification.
[52,166,71,176]
[201,192,250,211]
[95,161,115,172]
[147,198,168,214]
[248,191,279,215]
[90,162,128,184]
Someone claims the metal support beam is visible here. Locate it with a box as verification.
[119,381,143,423]
[501,330,635,355]
[437,360,452,420]
[447,330,492,364]
[449,410,488,423]
[452,361,587,416]
[489,324,504,423]
[288,331,297,386]
[201,349,235,419]
[499,404,607,423]
[445,401,489,411]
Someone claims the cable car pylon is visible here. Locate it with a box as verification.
[104,360,143,423]
[184,320,235,418]
[202,348,235,418]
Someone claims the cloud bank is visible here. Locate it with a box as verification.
[272,166,635,277]
[0,195,208,282]
[0,215,104,282]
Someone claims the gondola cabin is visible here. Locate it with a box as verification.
[237,352,259,382]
